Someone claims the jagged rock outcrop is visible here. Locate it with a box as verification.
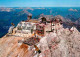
[37,27,80,57]
[54,15,65,22]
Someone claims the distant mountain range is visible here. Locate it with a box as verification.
[0,7,80,37]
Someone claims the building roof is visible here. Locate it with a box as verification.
[25,19,39,23]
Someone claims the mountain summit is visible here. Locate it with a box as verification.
[0,15,80,57]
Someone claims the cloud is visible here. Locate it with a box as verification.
[68,8,78,12]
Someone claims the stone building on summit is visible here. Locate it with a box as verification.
[8,15,63,37]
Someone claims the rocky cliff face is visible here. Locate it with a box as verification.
[37,27,80,57]
[0,27,80,57]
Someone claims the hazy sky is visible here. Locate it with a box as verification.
[0,0,80,7]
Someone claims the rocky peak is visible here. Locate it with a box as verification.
[0,26,80,57]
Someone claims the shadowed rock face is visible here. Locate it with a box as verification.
[53,15,80,32]
[75,18,80,25]
[0,27,80,57]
